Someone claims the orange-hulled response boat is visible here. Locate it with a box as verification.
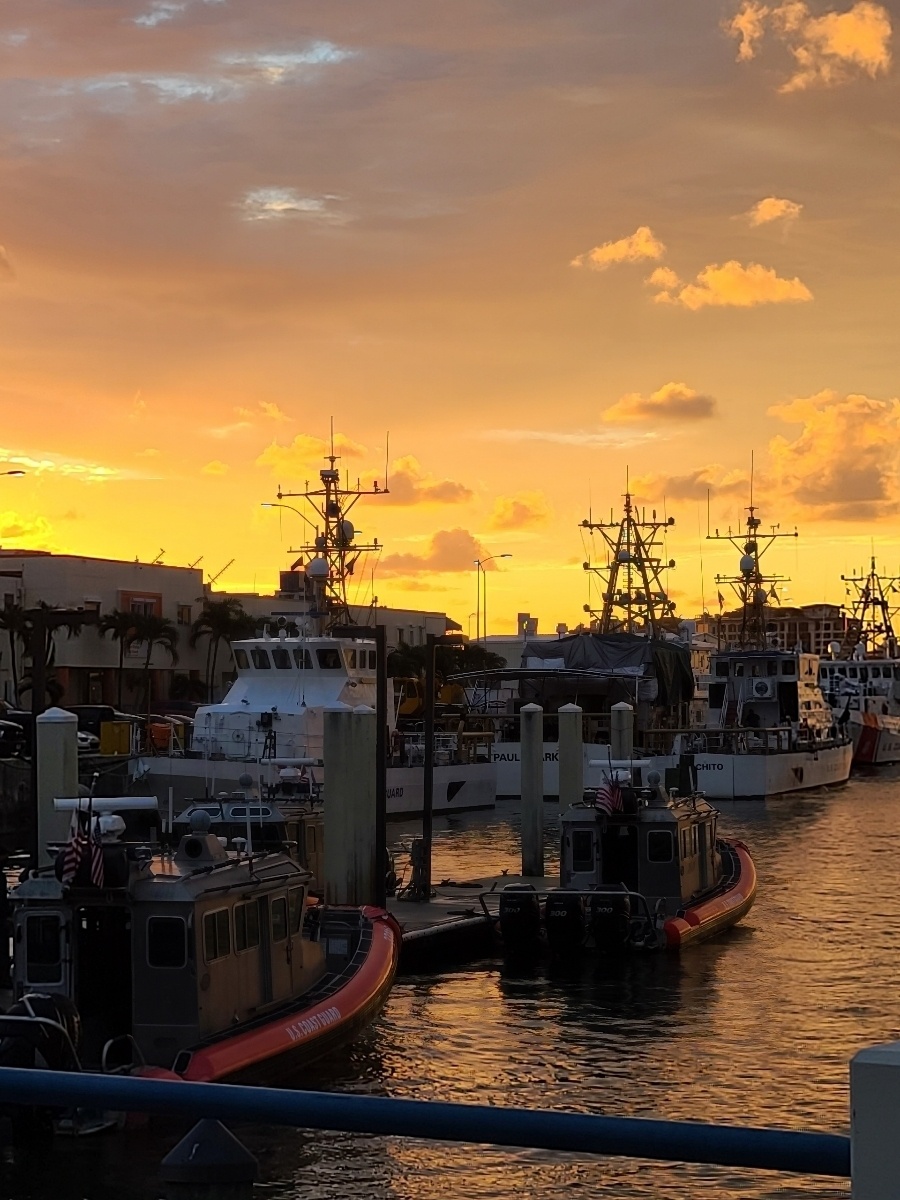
[491,763,757,956]
[4,805,400,1090]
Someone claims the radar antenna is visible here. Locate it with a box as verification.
[839,556,900,656]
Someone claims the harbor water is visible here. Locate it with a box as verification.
[13,770,900,1199]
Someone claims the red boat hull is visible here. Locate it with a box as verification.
[663,842,756,949]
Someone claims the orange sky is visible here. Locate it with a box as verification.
[1,1,899,632]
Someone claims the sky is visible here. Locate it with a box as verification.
[1,0,900,633]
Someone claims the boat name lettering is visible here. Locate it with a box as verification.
[386,787,404,799]
[695,763,725,771]
[286,1005,341,1043]
[491,752,559,763]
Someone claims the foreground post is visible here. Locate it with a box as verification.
[35,708,79,867]
[323,703,377,906]
[422,633,436,902]
[610,701,634,762]
[851,1041,900,1198]
[520,703,544,877]
[557,703,583,810]
[160,1119,258,1200]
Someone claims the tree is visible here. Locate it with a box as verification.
[128,613,179,718]
[99,609,138,710]
[387,639,506,684]
[0,604,27,705]
[190,598,256,701]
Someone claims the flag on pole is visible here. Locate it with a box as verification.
[61,808,88,886]
[594,777,624,816]
[717,590,725,610]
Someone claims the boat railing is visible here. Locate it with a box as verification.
[0,1013,83,1072]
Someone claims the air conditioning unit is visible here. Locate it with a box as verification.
[751,678,776,700]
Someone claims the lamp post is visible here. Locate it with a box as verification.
[259,501,318,535]
[474,554,512,647]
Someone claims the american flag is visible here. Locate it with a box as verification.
[594,777,624,816]
[61,809,88,886]
[89,817,105,889]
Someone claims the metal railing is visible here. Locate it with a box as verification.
[0,1067,849,1179]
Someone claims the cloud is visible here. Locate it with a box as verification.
[0,246,15,281]
[746,196,803,225]
[768,389,900,519]
[650,260,812,309]
[202,460,229,475]
[234,401,289,422]
[631,466,750,502]
[209,420,252,439]
[239,189,350,225]
[0,447,120,480]
[133,3,186,26]
[383,456,473,506]
[646,266,681,290]
[727,2,892,92]
[218,44,357,83]
[0,511,54,549]
[604,382,718,423]
[571,226,666,271]
[135,448,160,458]
[483,428,658,448]
[256,432,368,476]
[488,491,552,531]
[379,528,493,577]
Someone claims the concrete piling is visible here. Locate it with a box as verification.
[323,703,377,906]
[610,701,634,763]
[557,703,583,811]
[35,707,79,866]
[520,703,544,878]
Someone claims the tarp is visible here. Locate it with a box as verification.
[520,633,694,707]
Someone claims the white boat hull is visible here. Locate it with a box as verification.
[849,711,900,765]
[654,741,853,800]
[491,742,614,797]
[137,758,496,819]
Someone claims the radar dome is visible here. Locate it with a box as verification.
[740,553,755,575]
[340,519,355,544]
[307,557,329,580]
[616,550,631,564]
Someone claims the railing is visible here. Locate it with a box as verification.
[0,1068,849,1179]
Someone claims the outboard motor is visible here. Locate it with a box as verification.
[498,884,541,949]
[544,891,586,956]
[589,892,632,952]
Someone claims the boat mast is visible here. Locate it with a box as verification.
[580,475,677,636]
[839,556,900,657]
[276,427,388,630]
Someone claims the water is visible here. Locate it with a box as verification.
[16,771,900,1199]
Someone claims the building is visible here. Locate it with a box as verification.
[696,604,847,656]
[0,551,457,709]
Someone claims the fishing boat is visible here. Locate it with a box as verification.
[818,558,900,766]
[487,763,756,954]
[3,799,400,1090]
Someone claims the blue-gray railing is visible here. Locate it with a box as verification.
[0,1068,849,1178]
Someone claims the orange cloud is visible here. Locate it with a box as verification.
[379,528,493,576]
[0,511,54,548]
[383,456,473,506]
[768,389,900,519]
[646,266,681,290]
[571,226,666,271]
[652,261,812,309]
[746,196,803,225]
[604,382,717,423]
[202,460,229,475]
[632,465,749,502]
[256,432,368,476]
[0,246,14,281]
[488,491,552,530]
[727,1,892,91]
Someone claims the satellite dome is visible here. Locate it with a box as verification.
[307,557,329,580]
[340,519,355,544]
[740,553,755,575]
[616,550,631,564]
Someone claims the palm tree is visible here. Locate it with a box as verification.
[190,598,256,701]
[0,604,27,705]
[128,613,179,719]
[99,608,138,709]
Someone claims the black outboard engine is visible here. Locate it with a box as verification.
[0,994,82,1151]
[544,891,586,956]
[498,884,541,949]
[589,892,632,952]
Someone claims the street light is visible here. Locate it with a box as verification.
[260,501,317,535]
[474,554,512,646]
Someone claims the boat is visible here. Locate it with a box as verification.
[4,800,400,1090]
[138,446,496,818]
[818,557,900,766]
[485,763,756,954]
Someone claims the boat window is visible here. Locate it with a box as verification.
[859,667,869,682]
[647,831,673,863]
[750,662,761,677]
[708,683,726,709]
[733,663,744,676]
[367,651,377,670]
[715,662,729,677]
[781,661,796,675]
[234,649,249,670]
[837,666,847,676]
[271,897,288,942]
[767,661,778,676]
[251,648,272,670]
[680,829,690,859]
[691,825,699,855]
[25,915,62,984]
[272,647,291,669]
[293,648,313,670]
[147,917,187,969]
[288,887,305,933]
[234,901,260,953]
[316,649,342,670]
[203,909,231,962]
[345,649,357,668]
[849,667,858,678]
[571,830,594,872]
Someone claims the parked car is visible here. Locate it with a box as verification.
[77,731,100,753]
